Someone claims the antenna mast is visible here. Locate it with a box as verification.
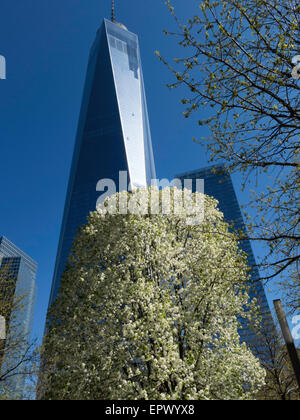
[111,0,115,22]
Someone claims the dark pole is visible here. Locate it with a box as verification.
[111,0,115,22]
[273,299,300,389]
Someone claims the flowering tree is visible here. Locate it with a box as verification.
[41,188,265,400]
[157,0,300,289]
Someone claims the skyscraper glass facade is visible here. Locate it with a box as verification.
[49,19,156,307]
[176,165,273,346]
[0,236,37,396]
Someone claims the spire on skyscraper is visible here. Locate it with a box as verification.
[110,1,128,31]
[111,0,115,23]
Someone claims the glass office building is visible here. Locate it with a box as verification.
[176,165,273,347]
[48,19,156,307]
[0,236,37,396]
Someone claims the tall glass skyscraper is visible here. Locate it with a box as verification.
[0,236,37,396]
[176,165,273,346]
[49,18,156,307]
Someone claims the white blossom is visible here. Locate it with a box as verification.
[41,188,266,400]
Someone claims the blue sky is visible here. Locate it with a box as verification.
[0,0,294,345]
